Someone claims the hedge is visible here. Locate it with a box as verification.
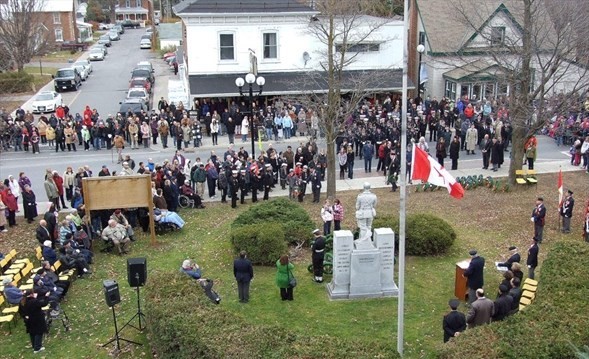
[436,240,589,359]
[232,198,314,245]
[373,213,456,256]
[144,271,400,359]
[230,223,287,265]
[0,71,34,93]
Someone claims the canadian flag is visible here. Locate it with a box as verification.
[411,144,464,199]
[557,169,563,208]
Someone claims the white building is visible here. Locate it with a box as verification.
[173,0,405,99]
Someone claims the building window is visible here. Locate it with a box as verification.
[445,80,456,99]
[490,26,505,46]
[219,33,235,60]
[53,12,60,24]
[54,28,63,42]
[135,0,141,7]
[125,0,131,7]
[263,33,277,59]
[335,43,380,53]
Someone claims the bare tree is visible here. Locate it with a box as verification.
[288,0,393,198]
[450,0,589,185]
[0,0,49,72]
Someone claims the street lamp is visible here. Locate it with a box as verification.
[416,44,425,99]
[235,73,265,159]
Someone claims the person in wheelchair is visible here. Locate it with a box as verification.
[180,180,205,209]
[154,208,185,229]
[110,209,135,241]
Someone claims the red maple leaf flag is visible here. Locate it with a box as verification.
[557,169,563,208]
[411,143,464,199]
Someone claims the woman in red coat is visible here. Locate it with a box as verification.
[1,187,18,226]
[52,171,67,209]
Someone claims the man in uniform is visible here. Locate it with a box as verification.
[560,189,574,233]
[531,197,546,242]
[311,229,326,283]
[239,169,247,204]
[230,170,239,208]
[527,236,539,279]
[310,167,321,203]
[442,298,466,343]
[263,164,273,200]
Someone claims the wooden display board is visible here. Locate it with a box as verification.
[82,175,156,245]
[454,259,470,301]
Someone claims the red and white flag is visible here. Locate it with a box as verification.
[557,169,563,208]
[411,144,464,199]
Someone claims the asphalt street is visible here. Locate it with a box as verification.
[0,28,575,208]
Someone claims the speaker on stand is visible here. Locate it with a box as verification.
[122,258,147,331]
[102,280,141,350]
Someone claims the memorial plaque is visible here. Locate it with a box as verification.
[374,228,398,296]
[349,248,382,299]
[327,230,354,299]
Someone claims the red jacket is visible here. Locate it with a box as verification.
[53,174,64,195]
[83,106,93,121]
[55,106,65,119]
[1,189,18,211]
[378,144,386,159]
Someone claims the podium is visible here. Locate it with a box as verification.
[454,260,470,301]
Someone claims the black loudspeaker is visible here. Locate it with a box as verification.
[127,257,147,287]
[103,280,120,307]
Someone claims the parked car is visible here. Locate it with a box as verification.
[126,87,151,110]
[121,20,140,29]
[31,91,63,114]
[119,98,148,115]
[145,27,153,34]
[74,59,92,74]
[108,30,120,41]
[98,35,112,47]
[113,24,125,34]
[98,23,112,30]
[129,77,152,93]
[141,34,152,41]
[162,52,175,60]
[72,64,88,81]
[90,44,107,58]
[131,67,155,84]
[53,67,82,92]
[140,38,151,49]
[136,60,154,74]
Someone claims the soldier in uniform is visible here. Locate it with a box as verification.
[311,229,326,283]
[355,182,377,244]
[263,164,273,201]
[310,167,321,203]
[239,169,247,204]
[279,163,288,190]
[230,170,239,208]
[250,165,260,203]
[560,190,574,233]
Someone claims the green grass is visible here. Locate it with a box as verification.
[0,171,587,358]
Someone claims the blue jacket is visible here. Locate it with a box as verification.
[43,246,58,266]
[181,266,201,280]
[362,143,374,158]
[3,285,23,304]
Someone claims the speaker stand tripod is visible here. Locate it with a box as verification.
[121,273,146,331]
[102,305,142,350]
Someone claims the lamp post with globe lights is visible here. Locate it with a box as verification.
[416,44,425,100]
[235,73,265,159]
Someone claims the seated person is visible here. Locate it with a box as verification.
[510,262,524,281]
[40,260,70,297]
[36,220,52,246]
[58,218,77,246]
[110,209,135,241]
[42,240,58,266]
[181,180,205,209]
[508,277,522,314]
[180,260,220,304]
[101,219,131,255]
[32,268,64,308]
[63,237,93,264]
[154,208,185,229]
[496,246,520,270]
[58,246,92,278]
[2,277,24,305]
[69,209,83,229]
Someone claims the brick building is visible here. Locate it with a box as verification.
[33,0,78,43]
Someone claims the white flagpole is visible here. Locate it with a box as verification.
[397,0,409,355]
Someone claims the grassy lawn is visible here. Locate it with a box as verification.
[31,51,81,64]
[0,171,586,358]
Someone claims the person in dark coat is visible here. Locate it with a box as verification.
[43,204,58,242]
[21,185,38,223]
[435,137,447,167]
[527,236,539,279]
[230,170,239,208]
[42,241,57,266]
[449,136,460,170]
[310,167,321,203]
[497,246,520,271]
[531,197,546,242]
[233,250,254,303]
[442,298,466,343]
[311,229,326,283]
[36,220,52,247]
[490,138,501,171]
[463,249,485,304]
[19,289,50,354]
[560,189,574,233]
[492,284,513,322]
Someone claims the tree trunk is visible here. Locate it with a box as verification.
[508,124,526,186]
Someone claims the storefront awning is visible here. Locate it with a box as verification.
[188,69,410,98]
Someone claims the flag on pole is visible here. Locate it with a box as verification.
[411,144,464,199]
[557,168,563,208]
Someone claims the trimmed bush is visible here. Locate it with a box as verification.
[232,198,314,245]
[230,223,287,265]
[436,240,589,359]
[372,213,456,256]
[145,271,400,359]
[0,71,34,93]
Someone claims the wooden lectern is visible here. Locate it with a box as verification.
[455,260,470,301]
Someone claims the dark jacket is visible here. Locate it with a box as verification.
[492,294,513,321]
[498,253,520,270]
[527,243,539,268]
[42,246,58,265]
[233,257,254,283]
[19,295,49,335]
[464,255,485,290]
[36,225,51,245]
[442,310,466,343]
